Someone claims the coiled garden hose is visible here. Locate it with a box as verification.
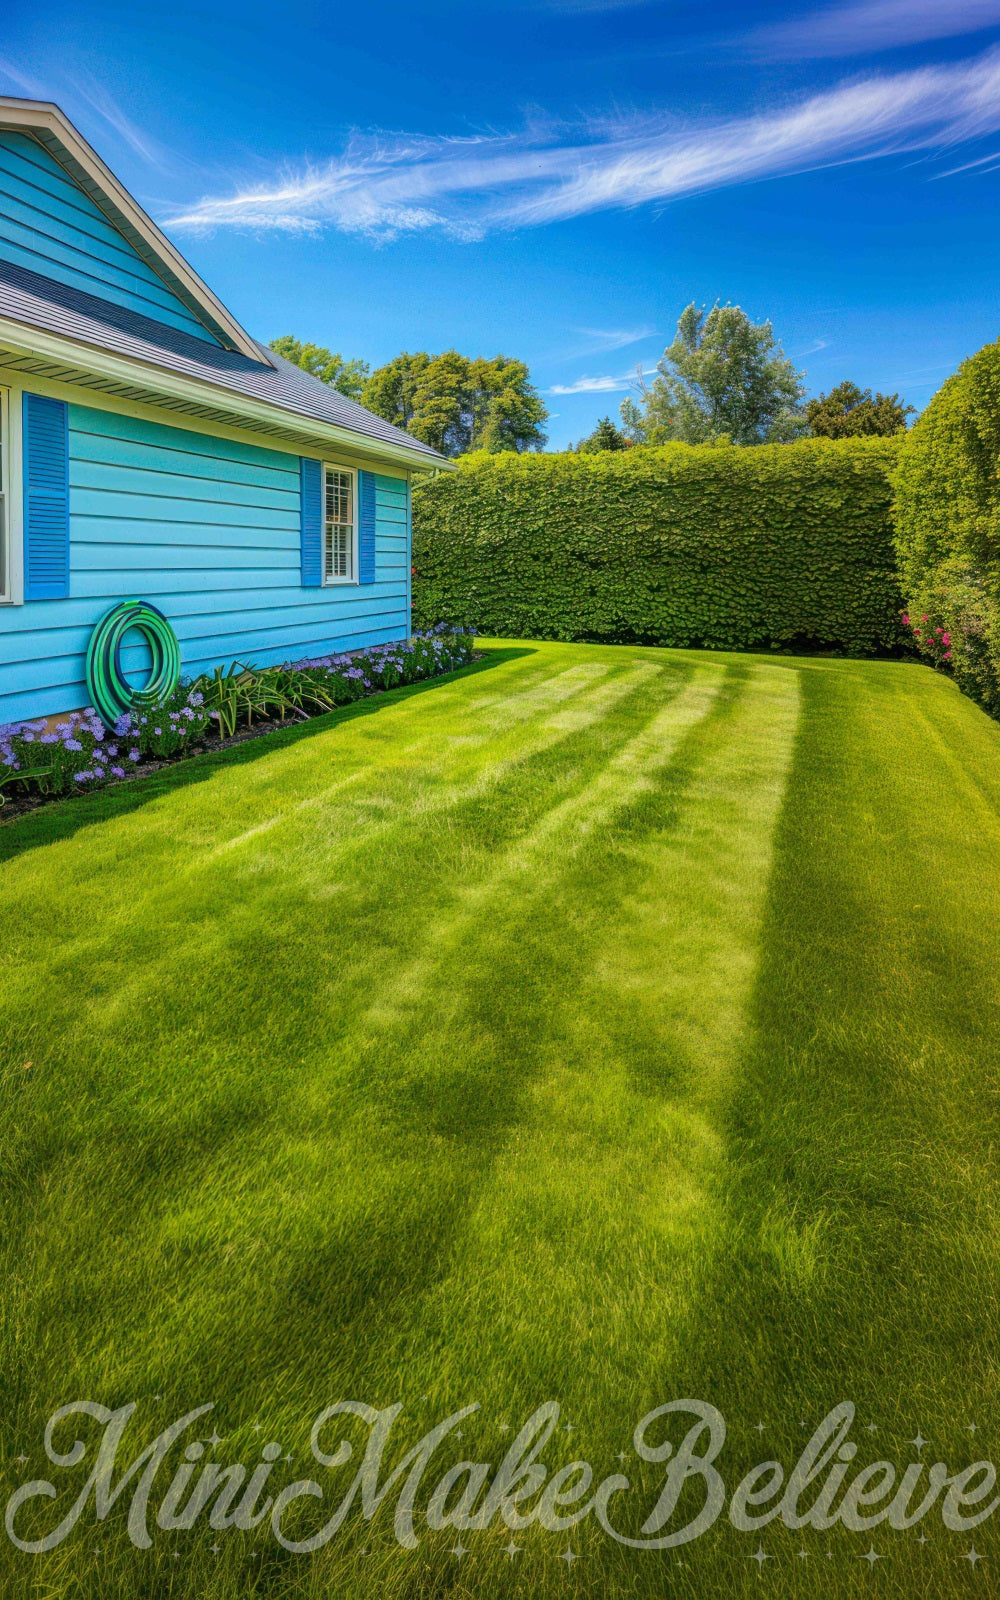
[86,599,181,727]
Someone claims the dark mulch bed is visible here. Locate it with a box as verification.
[0,717,301,822]
[0,654,486,824]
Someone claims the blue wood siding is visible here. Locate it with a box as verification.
[0,404,411,724]
[0,134,220,345]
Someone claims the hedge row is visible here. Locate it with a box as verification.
[892,338,1000,718]
[413,438,906,655]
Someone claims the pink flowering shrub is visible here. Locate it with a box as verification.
[902,611,952,670]
[900,562,1000,719]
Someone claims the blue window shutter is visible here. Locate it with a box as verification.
[358,469,376,585]
[300,457,322,587]
[23,393,69,600]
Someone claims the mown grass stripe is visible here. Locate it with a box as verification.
[3,647,1000,1600]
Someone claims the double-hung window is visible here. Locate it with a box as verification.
[324,464,357,584]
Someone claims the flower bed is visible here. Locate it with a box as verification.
[1,628,475,814]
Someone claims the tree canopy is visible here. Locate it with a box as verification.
[363,351,548,456]
[621,303,807,447]
[806,381,915,439]
[268,337,370,402]
[575,416,632,453]
[359,352,430,434]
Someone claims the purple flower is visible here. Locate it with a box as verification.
[40,733,59,745]
[64,739,83,753]
[128,748,140,762]
[110,765,126,778]
[73,771,91,783]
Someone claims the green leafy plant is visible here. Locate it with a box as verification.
[267,337,370,401]
[195,663,297,737]
[130,684,212,758]
[1,635,476,812]
[413,438,905,655]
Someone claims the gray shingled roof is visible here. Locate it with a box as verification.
[0,257,445,463]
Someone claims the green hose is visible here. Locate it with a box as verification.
[86,599,181,727]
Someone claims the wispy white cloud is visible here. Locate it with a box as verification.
[167,46,1000,242]
[548,365,656,393]
[0,54,175,174]
[935,146,1000,174]
[548,373,634,393]
[0,52,46,97]
[753,0,1000,61]
[64,70,174,172]
[571,324,657,352]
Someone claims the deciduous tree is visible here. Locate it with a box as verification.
[364,350,547,455]
[268,337,369,402]
[626,304,807,446]
[806,381,915,438]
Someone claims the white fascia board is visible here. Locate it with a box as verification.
[0,313,453,474]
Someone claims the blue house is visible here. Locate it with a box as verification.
[0,96,447,726]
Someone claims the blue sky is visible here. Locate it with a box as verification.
[3,0,1000,446]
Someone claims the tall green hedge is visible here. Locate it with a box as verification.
[892,338,1000,717]
[413,438,905,654]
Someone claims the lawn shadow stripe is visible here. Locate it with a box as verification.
[670,658,1000,1524]
[0,657,708,1411]
[0,647,536,865]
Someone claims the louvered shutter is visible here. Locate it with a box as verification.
[23,393,69,600]
[358,469,376,585]
[300,457,322,587]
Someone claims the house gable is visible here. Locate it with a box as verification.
[0,131,222,346]
[0,98,264,361]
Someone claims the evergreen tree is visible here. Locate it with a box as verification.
[577,416,631,452]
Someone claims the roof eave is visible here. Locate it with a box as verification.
[0,313,454,473]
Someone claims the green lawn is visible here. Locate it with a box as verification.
[2,639,1000,1598]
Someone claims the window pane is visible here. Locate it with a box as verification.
[324,467,354,580]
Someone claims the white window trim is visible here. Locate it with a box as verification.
[322,461,359,586]
[0,382,23,606]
